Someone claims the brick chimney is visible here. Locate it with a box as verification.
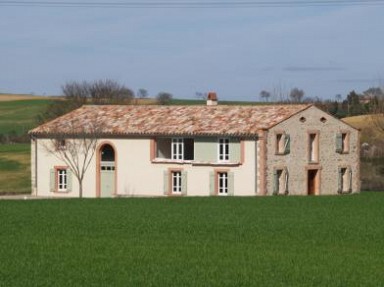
[206,92,218,106]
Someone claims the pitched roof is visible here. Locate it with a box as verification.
[30,104,311,137]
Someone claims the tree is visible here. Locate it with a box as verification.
[38,80,134,123]
[156,92,173,105]
[289,88,304,103]
[371,95,384,134]
[259,90,271,102]
[137,88,148,99]
[41,115,100,198]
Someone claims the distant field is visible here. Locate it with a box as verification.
[0,194,383,286]
[342,114,383,143]
[0,144,30,194]
[0,93,54,101]
[0,99,52,135]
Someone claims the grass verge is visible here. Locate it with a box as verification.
[0,194,383,286]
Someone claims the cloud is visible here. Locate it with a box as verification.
[284,66,346,72]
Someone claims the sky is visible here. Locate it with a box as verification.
[1,1,384,101]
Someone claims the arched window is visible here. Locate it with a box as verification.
[101,144,115,162]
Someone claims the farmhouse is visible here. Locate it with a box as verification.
[29,95,360,197]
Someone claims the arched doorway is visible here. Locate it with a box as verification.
[97,143,116,197]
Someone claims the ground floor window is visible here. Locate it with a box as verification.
[338,167,352,193]
[172,171,182,194]
[210,171,234,196]
[51,167,72,193]
[273,168,289,195]
[164,170,187,196]
[218,172,228,195]
[57,169,67,191]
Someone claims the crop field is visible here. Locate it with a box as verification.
[0,194,383,286]
[0,99,51,135]
[0,144,30,194]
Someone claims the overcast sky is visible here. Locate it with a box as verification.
[1,2,383,101]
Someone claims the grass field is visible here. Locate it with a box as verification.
[0,99,51,135]
[0,144,30,194]
[0,194,383,286]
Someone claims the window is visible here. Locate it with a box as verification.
[50,167,72,193]
[336,132,350,154]
[218,138,229,161]
[273,168,289,195]
[218,172,228,195]
[55,139,66,150]
[210,171,234,196]
[275,133,290,155]
[308,132,319,162]
[157,138,194,160]
[57,169,67,191]
[172,138,183,160]
[338,167,352,194]
[172,171,182,194]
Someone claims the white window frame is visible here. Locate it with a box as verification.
[57,169,67,192]
[218,138,229,162]
[218,172,228,195]
[172,171,182,194]
[172,138,184,160]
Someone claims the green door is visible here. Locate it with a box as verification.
[100,162,115,197]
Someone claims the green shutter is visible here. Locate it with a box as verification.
[230,139,241,162]
[209,171,215,196]
[273,170,278,195]
[50,169,55,193]
[284,168,289,195]
[228,172,235,196]
[66,169,72,192]
[336,133,343,153]
[348,167,352,193]
[181,171,188,196]
[284,134,290,154]
[163,171,169,196]
[194,137,216,162]
[337,168,342,194]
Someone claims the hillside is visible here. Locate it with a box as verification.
[342,114,384,145]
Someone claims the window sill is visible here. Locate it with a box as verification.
[152,158,242,167]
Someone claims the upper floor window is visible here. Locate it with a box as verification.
[55,139,66,150]
[157,138,194,160]
[218,138,229,162]
[308,132,319,163]
[336,132,350,154]
[172,138,183,160]
[275,133,290,155]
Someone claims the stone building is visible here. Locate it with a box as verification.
[29,97,360,197]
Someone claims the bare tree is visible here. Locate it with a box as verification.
[371,95,384,133]
[156,92,173,105]
[38,80,134,124]
[42,116,100,198]
[289,87,305,103]
[259,90,271,102]
[137,88,148,98]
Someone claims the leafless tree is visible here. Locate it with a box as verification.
[137,88,148,98]
[371,95,384,134]
[156,92,173,105]
[259,90,271,102]
[42,116,101,198]
[289,87,305,103]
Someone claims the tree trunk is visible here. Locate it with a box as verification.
[78,178,83,198]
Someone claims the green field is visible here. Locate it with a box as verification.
[0,194,383,286]
[0,99,51,135]
[0,144,30,194]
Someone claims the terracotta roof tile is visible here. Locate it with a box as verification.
[30,104,310,137]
